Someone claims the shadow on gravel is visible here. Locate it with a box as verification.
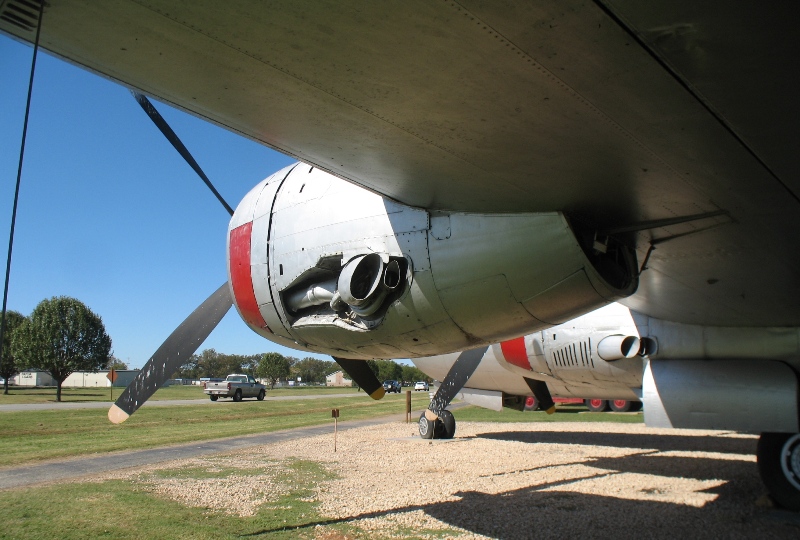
[242,431,800,538]
[477,430,757,455]
[244,474,799,538]
[421,484,800,538]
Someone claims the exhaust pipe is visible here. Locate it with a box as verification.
[338,254,402,317]
[597,335,641,361]
[286,279,337,312]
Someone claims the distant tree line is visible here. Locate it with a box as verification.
[172,351,432,387]
[368,359,431,384]
[172,349,341,386]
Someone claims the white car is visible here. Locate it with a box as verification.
[414,381,429,391]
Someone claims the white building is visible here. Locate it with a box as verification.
[326,370,353,387]
[15,369,56,387]
[13,369,139,387]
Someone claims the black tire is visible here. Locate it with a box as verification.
[757,433,800,511]
[233,389,243,402]
[257,389,265,401]
[419,412,435,439]
[209,395,218,402]
[608,399,632,412]
[438,410,456,439]
[585,399,608,412]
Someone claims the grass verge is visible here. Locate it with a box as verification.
[0,384,362,404]
[0,392,430,467]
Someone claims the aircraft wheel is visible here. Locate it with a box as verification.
[437,409,456,439]
[609,400,632,412]
[209,395,218,402]
[585,399,608,412]
[233,389,243,402]
[524,395,540,411]
[758,433,800,511]
[419,412,435,439]
[257,389,265,401]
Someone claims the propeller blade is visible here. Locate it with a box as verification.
[109,282,233,424]
[334,357,385,400]
[426,345,488,421]
[131,91,234,216]
[524,377,556,414]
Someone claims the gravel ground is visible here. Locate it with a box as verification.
[102,421,800,538]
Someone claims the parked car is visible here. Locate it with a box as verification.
[414,381,429,391]
[382,380,402,393]
[204,374,266,401]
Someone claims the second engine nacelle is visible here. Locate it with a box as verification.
[227,163,638,359]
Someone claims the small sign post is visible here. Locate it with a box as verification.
[331,408,340,451]
[107,369,118,401]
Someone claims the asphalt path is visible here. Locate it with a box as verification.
[0,392,368,412]
[0,405,460,490]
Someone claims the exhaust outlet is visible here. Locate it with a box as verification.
[597,335,641,361]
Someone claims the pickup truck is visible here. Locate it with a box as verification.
[203,374,267,402]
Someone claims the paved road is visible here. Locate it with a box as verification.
[0,392,368,412]
[0,405,462,490]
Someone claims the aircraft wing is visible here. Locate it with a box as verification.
[2,1,798,326]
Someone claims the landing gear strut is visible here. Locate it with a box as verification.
[418,346,488,440]
[758,432,800,511]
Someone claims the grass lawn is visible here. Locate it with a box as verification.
[0,384,361,404]
[0,455,465,540]
[0,392,431,467]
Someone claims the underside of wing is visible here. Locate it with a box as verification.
[2,0,798,325]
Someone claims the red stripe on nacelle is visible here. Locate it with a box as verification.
[500,337,531,370]
[229,222,270,331]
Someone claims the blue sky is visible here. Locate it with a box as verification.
[0,34,337,368]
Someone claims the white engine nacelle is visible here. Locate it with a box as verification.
[227,163,638,359]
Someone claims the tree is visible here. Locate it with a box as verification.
[256,352,291,389]
[370,359,403,382]
[401,364,431,384]
[0,311,26,395]
[292,357,337,384]
[106,356,128,371]
[12,297,112,402]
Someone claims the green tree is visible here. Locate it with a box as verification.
[256,352,291,389]
[0,311,26,395]
[12,297,112,402]
[401,364,431,384]
[194,349,224,378]
[106,356,128,371]
[292,357,336,384]
[371,359,403,382]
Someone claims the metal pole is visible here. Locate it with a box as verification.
[406,390,411,423]
[0,1,44,368]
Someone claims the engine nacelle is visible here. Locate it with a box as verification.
[227,163,638,359]
[491,303,645,396]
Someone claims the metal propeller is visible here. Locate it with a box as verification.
[108,93,235,423]
[109,283,232,423]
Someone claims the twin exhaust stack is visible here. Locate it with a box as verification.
[286,253,402,317]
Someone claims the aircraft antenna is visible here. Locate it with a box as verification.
[0,0,44,372]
